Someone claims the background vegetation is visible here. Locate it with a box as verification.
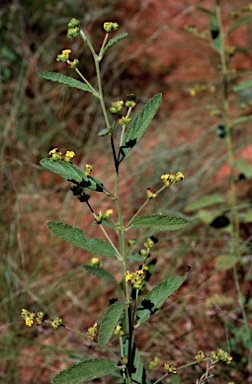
[1,0,251,383]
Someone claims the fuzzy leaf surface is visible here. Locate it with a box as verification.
[101,32,128,55]
[50,358,116,383]
[98,301,126,346]
[83,265,116,281]
[38,72,96,95]
[120,93,162,156]
[130,214,190,231]
[47,222,117,258]
[172,374,181,384]
[131,344,145,383]
[136,272,188,326]
[40,158,105,192]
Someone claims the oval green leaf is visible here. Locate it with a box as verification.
[39,71,97,96]
[130,214,190,231]
[40,158,105,192]
[51,358,116,384]
[136,272,188,326]
[47,222,117,258]
[120,93,162,157]
[98,301,126,346]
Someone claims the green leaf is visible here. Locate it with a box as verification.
[215,254,238,270]
[245,209,252,223]
[235,158,252,178]
[185,194,225,211]
[98,301,126,346]
[101,32,128,56]
[40,158,105,192]
[228,15,251,34]
[209,13,222,53]
[83,265,116,281]
[172,374,181,384]
[120,93,162,156]
[130,214,190,231]
[233,79,252,92]
[136,272,188,326]
[131,344,145,383]
[196,5,214,15]
[121,338,146,384]
[50,358,116,384]
[38,72,96,95]
[232,114,252,127]
[47,222,117,258]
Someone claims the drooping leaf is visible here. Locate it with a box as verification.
[50,358,116,384]
[83,265,116,281]
[101,32,128,56]
[98,301,126,346]
[136,272,188,326]
[38,72,97,95]
[130,344,145,384]
[40,158,105,192]
[120,93,162,156]
[228,15,251,34]
[130,214,190,231]
[47,222,117,258]
[233,79,252,92]
[185,194,225,211]
[121,338,146,384]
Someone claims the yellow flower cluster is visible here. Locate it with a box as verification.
[125,267,148,289]
[114,324,125,336]
[161,172,184,187]
[49,148,75,162]
[87,323,98,340]
[21,309,44,327]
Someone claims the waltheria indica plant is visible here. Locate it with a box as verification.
[22,15,233,384]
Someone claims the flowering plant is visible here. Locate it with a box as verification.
[22,14,233,384]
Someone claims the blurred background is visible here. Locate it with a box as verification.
[1,0,252,383]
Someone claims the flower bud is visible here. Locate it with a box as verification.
[85,164,94,177]
[51,317,63,329]
[67,19,80,38]
[164,363,177,373]
[103,22,119,33]
[87,323,98,340]
[118,116,131,126]
[110,100,124,114]
[146,188,157,199]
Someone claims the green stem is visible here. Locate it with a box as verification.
[74,67,98,97]
[216,0,251,367]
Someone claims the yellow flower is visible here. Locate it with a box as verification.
[49,148,59,155]
[65,150,75,158]
[62,49,71,56]
[125,271,132,282]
